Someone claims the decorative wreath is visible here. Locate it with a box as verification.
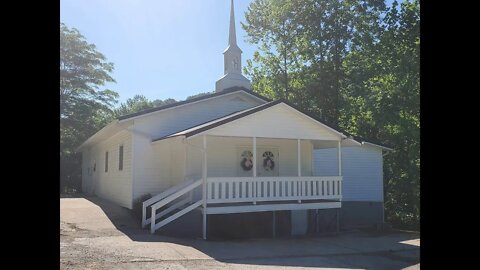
[240,150,253,171]
[263,151,275,171]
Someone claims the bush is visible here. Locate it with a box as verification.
[132,193,152,222]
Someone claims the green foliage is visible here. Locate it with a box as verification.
[243,0,386,125]
[115,95,153,117]
[60,23,119,193]
[341,0,419,229]
[186,92,213,100]
[153,98,177,107]
[244,0,419,230]
[114,95,178,118]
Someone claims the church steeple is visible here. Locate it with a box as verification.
[215,0,251,92]
[228,0,238,47]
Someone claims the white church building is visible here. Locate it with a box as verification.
[77,0,391,239]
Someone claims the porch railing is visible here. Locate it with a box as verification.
[206,176,342,204]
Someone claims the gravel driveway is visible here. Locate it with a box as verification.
[60,196,420,269]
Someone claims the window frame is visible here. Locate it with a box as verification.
[118,145,124,171]
[105,151,109,173]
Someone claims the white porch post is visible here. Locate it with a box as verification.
[184,140,188,179]
[253,137,257,177]
[253,137,257,204]
[337,140,342,233]
[338,140,342,176]
[202,135,208,240]
[297,139,301,177]
[297,139,301,202]
[184,140,191,201]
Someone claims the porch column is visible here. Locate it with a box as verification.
[184,140,188,179]
[338,140,342,176]
[184,140,191,201]
[253,137,257,177]
[337,140,342,234]
[202,135,208,240]
[297,139,301,202]
[253,137,257,204]
[297,139,301,177]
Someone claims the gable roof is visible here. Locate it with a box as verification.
[76,87,268,152]
[77,87,392,152]
[152,98,392,151]
[152,100,352,143]
[118,87,269,121]
[152,100,282,141]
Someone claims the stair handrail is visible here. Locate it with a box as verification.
[150,178,203,233]
[150,178,202,212]
[142,178,196,228]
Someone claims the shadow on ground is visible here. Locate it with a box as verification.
[74,195,420,269]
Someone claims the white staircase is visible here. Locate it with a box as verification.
[142,178,203,234]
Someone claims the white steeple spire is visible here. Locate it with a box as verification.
[228,0,237,47]
[215,0,251,92]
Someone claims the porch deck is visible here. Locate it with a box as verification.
[143,175,342,236]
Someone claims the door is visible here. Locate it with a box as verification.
[257,148,279,177]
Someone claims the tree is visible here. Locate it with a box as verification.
[153,98,177,107]
[243,0,386,125]
[114,95,155,117]
[186,92,212,100]
[243,0,304,102]
[340,0,420,229]
[60,23,119,192]
[114,95,178,117]
[243,0,419,229]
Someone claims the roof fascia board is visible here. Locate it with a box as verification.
[362,141,393,151]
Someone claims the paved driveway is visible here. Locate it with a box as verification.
[60,196,420,269]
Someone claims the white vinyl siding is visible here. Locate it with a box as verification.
[81,149,92,193]
[186,136,313,178]
[131,93,263,200]
[87,130,133,208]
[202,103,340,141]
[132,134,186,200]
[314,145,384,202]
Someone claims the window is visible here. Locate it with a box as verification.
[118,145,124,171]
[105,151,109,172]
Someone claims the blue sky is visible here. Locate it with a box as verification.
[61,0,397,104]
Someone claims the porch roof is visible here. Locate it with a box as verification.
[152,100,360,146]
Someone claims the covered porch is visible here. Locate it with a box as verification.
[200,135,344,211]
[197,134,349,239]
[143,101,359,238]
